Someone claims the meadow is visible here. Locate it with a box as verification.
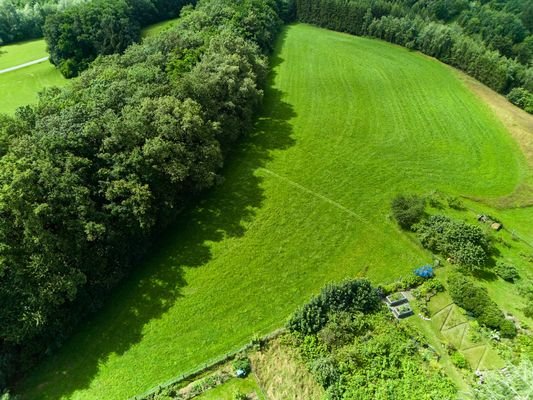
[17,24,531,399]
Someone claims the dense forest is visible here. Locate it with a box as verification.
[295,0,533,113]
[0,0,291,389]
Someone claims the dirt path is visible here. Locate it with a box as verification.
[0,56,49,74]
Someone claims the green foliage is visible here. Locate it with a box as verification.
[294,311,457,399]
[0,0,284,388]
[450,351,468,369]
[391,194,426,230]
[415,215,490,270]
[294,0,533,113]
[287,279,380,335]
[310,356,339,388]
[507,87,533,113]
[473,358,533,400]
[447,273,515,336]
[500,319,518,339]
[232,357,251,375]
[232,391,247,400]
[378,274,425,296]
[494,261,520,282]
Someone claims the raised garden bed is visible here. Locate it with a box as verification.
[391,303,414,319]
[385,292,408,306]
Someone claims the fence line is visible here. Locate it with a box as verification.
[130,328,286,400]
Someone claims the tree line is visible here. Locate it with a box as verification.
[294,0,533,114]
[0,0,291,390]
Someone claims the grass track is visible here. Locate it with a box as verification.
[18,24,529,399]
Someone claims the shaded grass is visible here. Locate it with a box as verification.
[141,17,180,38]
[17,24,529,399]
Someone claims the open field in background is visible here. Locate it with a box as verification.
[16,23,532,399]
[0,62,65,115]
[0,18,180,115]
[0,39,48,70]
[141,17,180,38]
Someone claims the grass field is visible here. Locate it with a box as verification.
[17,24,531,399]
[0,62,65,115]
[0,39,48,70]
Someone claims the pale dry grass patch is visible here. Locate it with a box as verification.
[250,337,324,400]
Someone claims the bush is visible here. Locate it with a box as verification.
[494,261,520,282]
[507,87,533,113]
[233,356,251,376]
[450,351,468,369]
[391,194,426,230]
[447,273,506,331]
[288,279,380,335]
[232,391,248,400]
[499,319,517,338]
[310,356,340,388]
[415,215,490,270]
[379,274,425,295]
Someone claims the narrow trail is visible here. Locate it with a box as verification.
[0,56,49,74]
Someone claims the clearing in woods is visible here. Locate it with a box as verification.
[18,24,530,399]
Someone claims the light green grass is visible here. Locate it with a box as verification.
[0,39,48,70]
[195,376,265,400]
[17,24,529,399]
[141,17,180,38]
[0,62,65,115]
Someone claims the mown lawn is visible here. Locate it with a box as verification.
[0,62,65,115]
[0,38,48,70]
[17,24,529,399]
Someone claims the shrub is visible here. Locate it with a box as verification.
[310,356,340,388]
[507,87,533,113]
[416,215,490,269]
[450,351,468,369]
[288,279,380,335]
[232,391,248,400]
[494,261,520,282]
[233,356,251,376]
[499,319,517,338]
[318,311,370,348]
[447,273,506,331]
[379,274,425,295]
[391,194,426,230]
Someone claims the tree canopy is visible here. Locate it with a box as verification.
[0,0,290,389]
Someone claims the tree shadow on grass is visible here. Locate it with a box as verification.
[19,30,296,400]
